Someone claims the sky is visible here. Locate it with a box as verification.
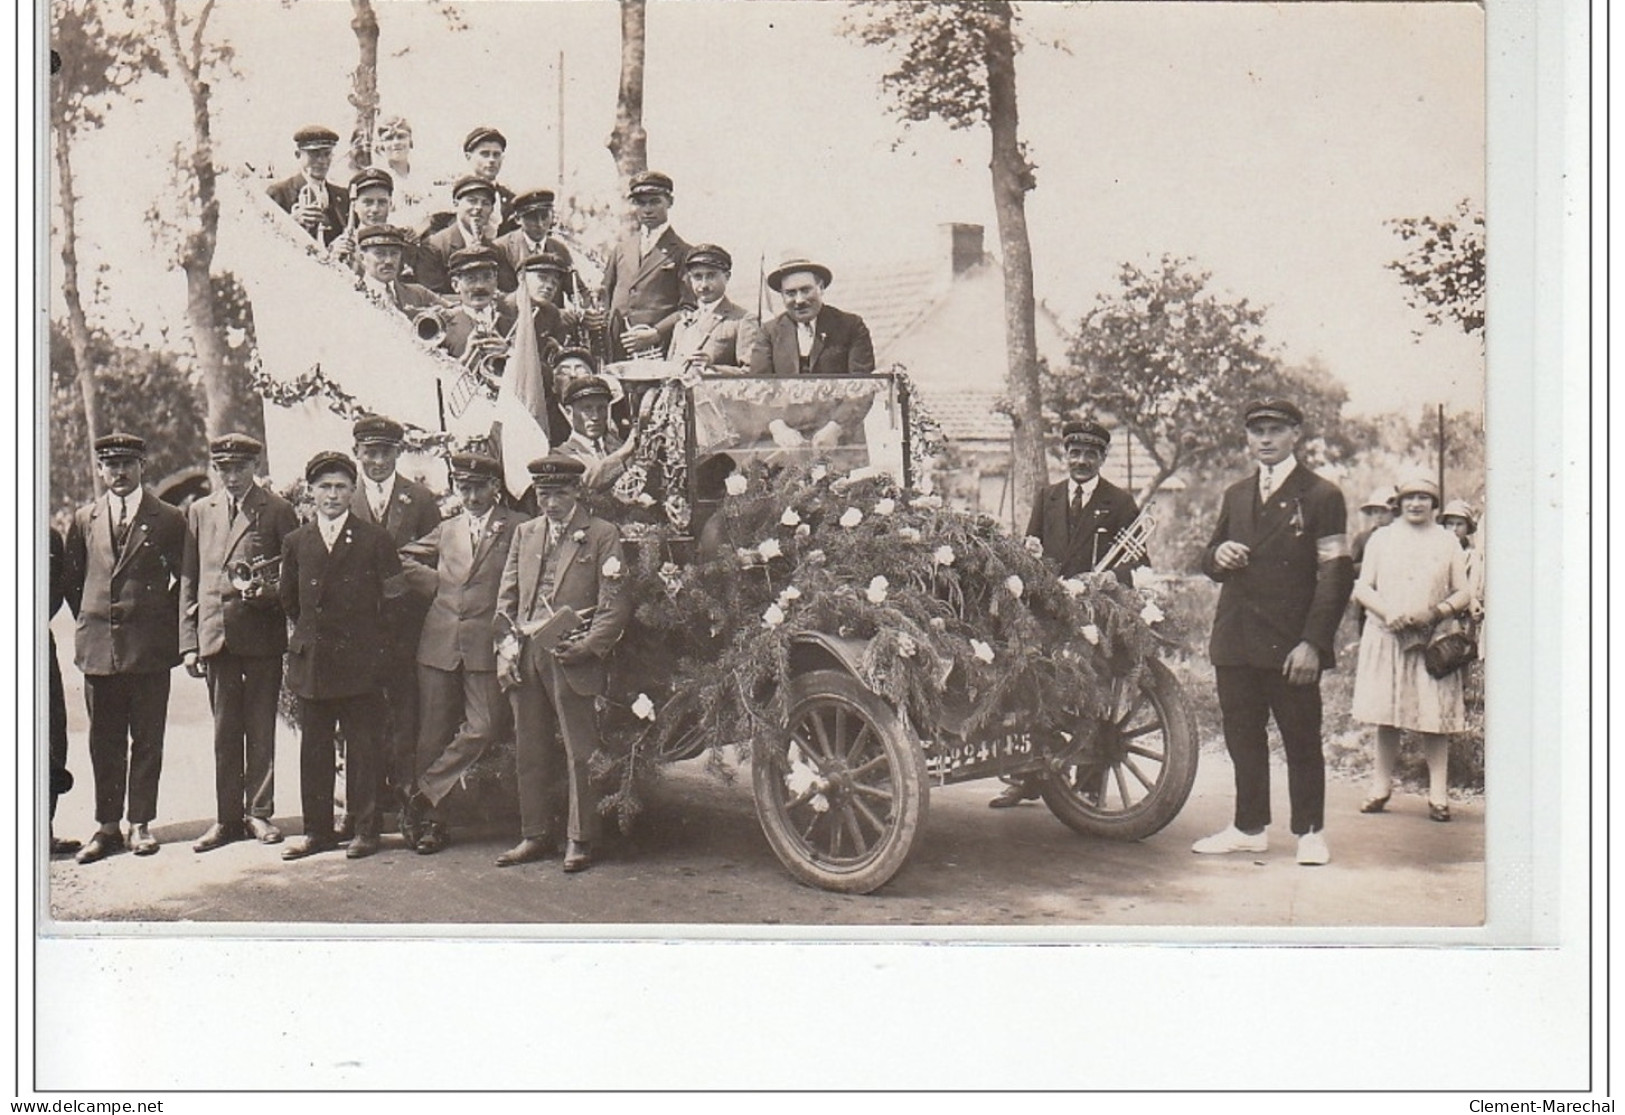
[52,0,1485,416]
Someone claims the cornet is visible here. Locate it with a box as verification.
[296,183,331,248]
[413,306,451,346]
[229,555,281,600]
[1093,509,1155,573]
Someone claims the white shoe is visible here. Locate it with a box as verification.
[1191,825,1268,854]
[1296,830,1330,866]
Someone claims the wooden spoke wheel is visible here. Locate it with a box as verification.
[1039,658,1198,841]
[752,670,928,894]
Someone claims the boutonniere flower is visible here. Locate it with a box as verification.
[396,492,410,505]
[342,530,354,544]
[571,529,587,544]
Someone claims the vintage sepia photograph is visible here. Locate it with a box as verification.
[39,0,1494,934]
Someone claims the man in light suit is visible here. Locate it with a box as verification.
[494,456,632,872]
[354,225,442,320]
[1193,398,1354,866]
[991,418,1144,809]
[596,170,691,362]
[349,415,442,835]
[279,452,405,861]
[180,434,302,851]
[62,433,186,862]
[414,176,519,295]
[749,257,876,379]
[267,125,350,246]
[666,243,763,373]
[397,452,527,853]
[556,375,635,495]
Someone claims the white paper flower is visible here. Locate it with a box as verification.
[809,792,831,814]
[929,617,946,632]
[780,507,802,527]
[1061,578,1088,597]
[810,464,828,483]
[896,634,917,658]
[914,494,943,510]
[839,507,864,528]
[635,492,657,507]
[725,473,749,496]
[762,603,786,627]
[866,575,889,604]
[874,497,896,516]
[758,538,783,560]
[631,693,656,721]
[735,547,757,565]
[1081,624,1102,646]
[795,523,811,538]
[601,555,623,578]
[1140,601,1166,625]
[778,585,802,606]
[1023,535,1045,557]
[805,549,827,566]
[1005,574,1025,597]
[898,526,922,543]
[659,561,681,579]
[933,545,956,567]
[971,639,996,664]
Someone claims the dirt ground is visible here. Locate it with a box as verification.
[44,615,1484,931]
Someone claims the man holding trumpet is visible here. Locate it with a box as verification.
[267,125,351,246]
[179,434,301,851]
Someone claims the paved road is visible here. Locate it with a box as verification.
[45,614,1484,930]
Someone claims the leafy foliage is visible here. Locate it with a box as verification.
[844,0,1017,131]
[1385,199,1485,340]
[51,0,165,132]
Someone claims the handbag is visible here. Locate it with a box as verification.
[1423,614,1477,678]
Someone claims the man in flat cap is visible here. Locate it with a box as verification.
[414,176,519,295]
[62,433,186,862]
[516,251,573,352]
[494,455,632,872]
[180,434,302,851]
[666,244,763,374]
[328,166,396,271]
[558,375,637,494]
[989,417,1145,809]
[396,452,527,853]
[437,246,520,379]
[461,126,517,237]
[595,171,691,362]
[1194,398,1353,866]
[497,190,574,289]
[267,125,351,245]
[354,226,443,318]
[279,451,405,861]
[350,416,442,838]
[750,258,875,378]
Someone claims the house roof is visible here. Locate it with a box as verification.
[914,387,1012,444]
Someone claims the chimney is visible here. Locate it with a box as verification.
[942,222,985,277]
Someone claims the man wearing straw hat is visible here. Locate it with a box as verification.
[750,256,876,377]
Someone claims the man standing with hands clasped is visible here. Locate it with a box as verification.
[1194,398,1353,866]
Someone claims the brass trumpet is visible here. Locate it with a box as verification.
[413,306,451,346]
[1094,509,1155,573]
[229,555,281,599]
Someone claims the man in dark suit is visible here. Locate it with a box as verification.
[180,434,302,851]
[349,415,442,837]
[397,453,527,853]
[414,177,519,295]
[279,451,405,861]
[266,125,350,246]
[749,257,876,378]
[62,433,186,862]
[557,375,635,494]
[327,166,401,273]
[990,418,1145,808]
[496,190,574,290]
[494,456,632,872]
[666,243,763,373]
[437,246,520,376]
[461,126,518,237]
[597,171,691,362]
[48,528,77,856]
[1194,398,1354,866]
[354,225,442,321]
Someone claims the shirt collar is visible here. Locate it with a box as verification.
[640,222,670,249]
[318,510,349,545]
[1259,457,1299,490]
[466,505,494,532]
[1071,476,1100,503]
[109,490,140,517]
[697,297,723,316]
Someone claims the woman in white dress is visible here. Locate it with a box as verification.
[1350,477,1475,821]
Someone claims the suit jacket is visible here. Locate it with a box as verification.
[1201,462,1354,670]
[64,490,186,676]
[557,430,627,493]
[352,472,443,658]
[267,175,351,244]
[666,298,764,372]
[400,504,528,673]
[279,515,403,700]
[439,301,521,362]
[413,222,519,295]
[180,482,302,659]
[601,226,692,361]
[749,305,877,377]
[495,231,574,286]
[496,505,631,696]
[1025,477,1143,583]
[358,277,443,320]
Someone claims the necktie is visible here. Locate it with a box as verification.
[471,517,481,549]
[372,485,388,522]
[228,499,238,527]
[115,496,127,534]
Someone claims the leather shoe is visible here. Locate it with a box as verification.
[128,824,160,856]
[495,837,552,867]
[988,779,1042,809]
[50,835,82,856]
[193,823,245,853]
[562,840,593,874]
[345,832,381,859]
[281,835,338,861]
[245,816,284,844]
[415,823,446,855]
[74,830,124,864]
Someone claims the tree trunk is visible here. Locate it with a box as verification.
[982,2,1045,527]
[607,0,648,226]
[51,118,101,492]
[347,0,380,175]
